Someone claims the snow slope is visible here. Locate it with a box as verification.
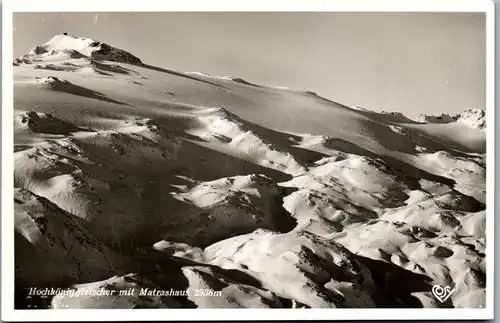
[13,35,487,309]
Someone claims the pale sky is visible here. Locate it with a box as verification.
[13,12,486,117]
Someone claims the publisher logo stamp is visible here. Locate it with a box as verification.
[432,284,455,303]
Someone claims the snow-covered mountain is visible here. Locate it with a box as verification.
[13,35,487,309]
[455,109,486,130]
[415,109,486,131]
[14,34,142,66]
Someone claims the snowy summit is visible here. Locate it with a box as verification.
[15,34,142,66]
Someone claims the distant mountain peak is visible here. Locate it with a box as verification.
[456,108,486,130]
[16,34,142,65]
[415,113,455,124]
[415,108,486,130]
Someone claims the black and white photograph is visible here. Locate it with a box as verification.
[2,0,494,321]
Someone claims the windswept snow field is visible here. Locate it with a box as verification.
[13,35,487,309]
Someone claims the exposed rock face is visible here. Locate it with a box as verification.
[90,42,143,65]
